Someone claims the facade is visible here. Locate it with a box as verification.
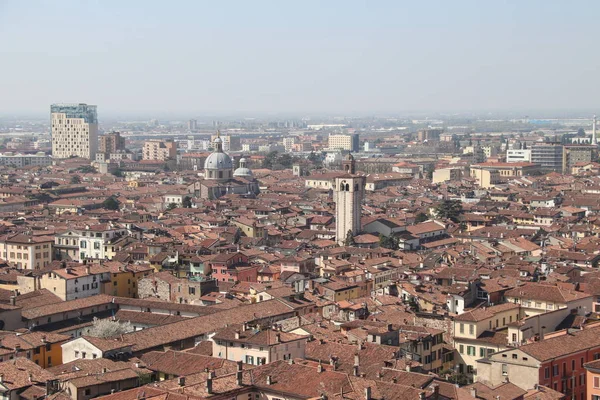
[563,145,596,174]
[328,133,359,151]
[476,324,600,399]
[506,149,532,163]
[453,303,521,380]
[471,162,539,178]
[212,326,307,365]
[54,225,130,262]
[417,128,443,142]
[432,167,462,184]
[51,103,98,159]
[334,173,365,245]
[531,143,564,172]
[0,152,52,168]
[143,140,177,161]
[36,265,109,301]
[188,119,197,131]
[0,234,53,270]
[504,283,593,317]
[98,132,125,154]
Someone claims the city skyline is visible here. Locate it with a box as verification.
[2,1,600,116]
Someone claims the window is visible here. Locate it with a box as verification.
[512,333,517,342]
[502,364,508,376]
[467,346,476,356]
[553,364,559,376]
[459,345,464,354]
[480,348,486,357]
[460,324,464,334]
[512,354,517,359]
[469,324,474,335]
[545,367,550,379]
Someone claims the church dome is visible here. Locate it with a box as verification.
[204,152,233,170]
[233,167,253,178]
[233,156,253,178]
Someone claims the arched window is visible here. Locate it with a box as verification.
[218,171,223,179]
[345,183,350,191]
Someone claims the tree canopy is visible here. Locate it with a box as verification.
[102,197,120,211]
[434,199,463,222]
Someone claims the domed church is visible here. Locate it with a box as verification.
[190,131,259,200]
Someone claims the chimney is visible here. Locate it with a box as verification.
[242,323,247,332]
[135,362,140,368]
[85,266,91,275]
[9,296,15,306]
[266,375,272,385]
[540,326,545,341]
[354,354,360,367]
[275,333,281,343]
[365,387,372,400]
[353,365,359,377]
[237,360,243,372]
[102,367,108,373]
[470,388,477,398]
[329,357,336,370]
[235,331,240,340]
[432,384,439,400]
[236,370,243,386]
[387,323,393,332]
[206,372,212,394]
[406,364,411,372]
[28,373,32,383]
[0,374,3,383]
[317,362,324,373]
[41,336,47,343]
[419,392,425,400]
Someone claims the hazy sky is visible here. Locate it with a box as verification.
[1,0,599,117]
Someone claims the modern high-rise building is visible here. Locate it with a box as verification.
[99,131,125,154]
[417,128,443,142]
[328,133,360,152]
[143,139,177,161]
[51,103,98,159]
[188,119,198,131]
[334,155,365,245]
[531,143,564,172]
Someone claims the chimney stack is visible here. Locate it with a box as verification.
[354,354,360,367]
[317,362,324,373]
[206,372,212,394]
[235,331,240,340]
[275,333,281,343]
[266,375,272,385]
[470,388,477,398]
[387,323,393,332]
[9,296,15,306]
[353,365,359,377]
[365,387,372,400]
[419,392,425,400]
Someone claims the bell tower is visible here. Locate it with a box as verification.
[334,174,365,245]
[342,153,356,174]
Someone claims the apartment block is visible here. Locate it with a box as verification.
[51,103,98,159]
[143,139,177,161]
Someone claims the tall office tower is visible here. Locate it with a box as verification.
[51,103,98,159]
[99,131,126,154]
[334,156,365,245]
[188,119,198,131]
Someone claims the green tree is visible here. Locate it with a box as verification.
[263,151,279,169]
[70,175,82,184]
[434,199,463,222]
[415,213,428,223]
[307,152,322,169]
[166,202,178,211]
[378,234,397,250]
[111,169,124,177]
[77,165,97,173]
[182,196,192,208]
[344,230,356,246]
[102,197,120,211]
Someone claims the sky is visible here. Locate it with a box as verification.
[1,0,599,118]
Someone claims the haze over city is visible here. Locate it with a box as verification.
[2,0,600,117]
